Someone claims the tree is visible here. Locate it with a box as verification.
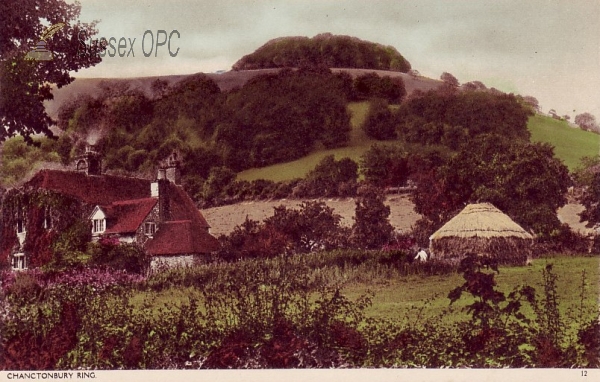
[1,0,102,144]
[293,155,358,197]
[440,72,459,87]
[579,172,600,229]
[361,98,397,140]
[412,134,571,235]
[351,184,394,249]
[264,201,348,253]
[574,112,599,133]
[359,144,408,188]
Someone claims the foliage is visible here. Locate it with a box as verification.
[361,98,396,140]
[216,69,351,170]
[233,33,411,72]
[574,112,599,133]
[292,155,358,197]
[440,72,459,87]
[219,201,350,259]
[412,134,571,235]
[0,136,61,187]
[88,236,149,274]
[0,0,101,143]
[353,73,406,104]
[351,185,394,249]
[578,172,600,229]
[359,144,408,188]
[398,90,531,142]
[49,219,91,270]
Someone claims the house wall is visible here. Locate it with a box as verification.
[150,254,195,271]
[149,253,214,271]
[136,202,160,246]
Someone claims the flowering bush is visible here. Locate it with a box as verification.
[1,267,144,297]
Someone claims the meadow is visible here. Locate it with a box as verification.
[528,114,600,170]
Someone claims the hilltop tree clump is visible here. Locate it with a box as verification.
[233,33,411,73]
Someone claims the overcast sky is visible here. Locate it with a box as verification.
[71,0,599,118]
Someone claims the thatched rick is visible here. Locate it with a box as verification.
[429,203,534,265]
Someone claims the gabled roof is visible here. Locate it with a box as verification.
[26,170,151,205]
[144,220,220,256]
[102,198,158,234]
[168,184,210,228]
[430,203,534,240]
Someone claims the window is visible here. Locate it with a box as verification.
[43,208,52,229]
[93,219,105,234]
[144,222,156,236]
[12,253,26,270]
[17,219,25,234]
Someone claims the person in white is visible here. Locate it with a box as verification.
[415,248,428,262]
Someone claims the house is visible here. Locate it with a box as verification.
[0,146,219,271]
[429,203,534,266]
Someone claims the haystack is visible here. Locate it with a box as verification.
[429,203,534,265]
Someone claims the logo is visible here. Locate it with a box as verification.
[25,23,65,61]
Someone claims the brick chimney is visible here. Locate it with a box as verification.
[74,145,102,175]
[163,152,181,185]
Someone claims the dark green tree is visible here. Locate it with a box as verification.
[413,134,571,235]
[351,184,394,249]
[359,144,408,188]
[579,172,600,229]
[362,98,397,140]
[1,0,102,143]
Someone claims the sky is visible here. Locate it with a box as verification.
[70,0,600,118]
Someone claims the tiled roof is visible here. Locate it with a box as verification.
[103,198,158,234]
[145,220,221,256]
[26,170,151,205]
[168,184,210,228]
[25,169,219,255]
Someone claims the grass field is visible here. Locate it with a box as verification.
[528,114,600,170]
[134,255,599,328]
[345,255,599,326]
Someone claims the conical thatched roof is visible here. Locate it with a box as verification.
[430,203,533,240]
[429,203,533,266]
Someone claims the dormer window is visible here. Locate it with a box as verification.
[89,206,107,236]
[144,222,156,236]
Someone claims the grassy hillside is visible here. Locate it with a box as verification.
[528,114,599,170]
[236,102,391,182]
[238,109,600,182]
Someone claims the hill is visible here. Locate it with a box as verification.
[45,68,440,121]
[232,33,411,72]
[528,114,600,170]
[237,105,599,182]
